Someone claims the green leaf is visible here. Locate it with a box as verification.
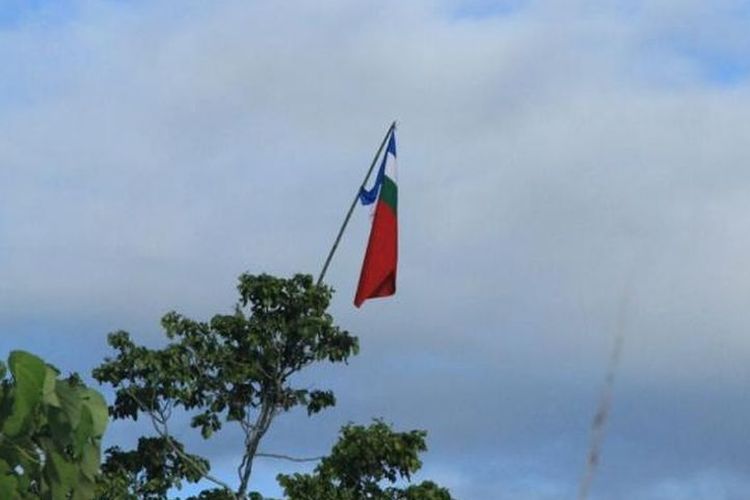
[79,442,101,482]
[54,379,83,429]
[0,459,18,500]
[3,351,47,437]
[0,474,18,500]
[73,405,94,457]
[42,366,61,408]
[46,449,78,500]
[80,388,108,437]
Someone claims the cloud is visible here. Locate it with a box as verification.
[1,1,749,497]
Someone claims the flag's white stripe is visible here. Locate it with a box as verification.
[384,151,397,182]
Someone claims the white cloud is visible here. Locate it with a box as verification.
[1,1,749,497]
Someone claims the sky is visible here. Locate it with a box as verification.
[1,0,750,498]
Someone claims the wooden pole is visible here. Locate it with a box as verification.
[317,121,396,286]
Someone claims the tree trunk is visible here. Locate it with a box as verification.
[237,402,275,498]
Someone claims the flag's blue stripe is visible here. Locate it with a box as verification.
[359,131,396,206]
[386,131,397,158]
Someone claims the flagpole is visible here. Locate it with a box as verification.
[317,121,397,286]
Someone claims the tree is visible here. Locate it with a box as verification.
[95,436,209,499]
[278,420,454,500]
[0,274,455,499]
[93,273,358,499]
[0,351,108,499]
[92,272,455,499]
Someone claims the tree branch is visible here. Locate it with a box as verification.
[237,395,276,496]
[125,388,238,497]
[255,452,324,463]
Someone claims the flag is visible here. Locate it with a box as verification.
[354,130,398,307]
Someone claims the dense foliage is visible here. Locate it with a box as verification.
[278,421,454,500]
[92,274,359,498]
[1,273,455,499]
[0,351,108,499]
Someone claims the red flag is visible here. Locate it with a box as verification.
[354,132,398,307]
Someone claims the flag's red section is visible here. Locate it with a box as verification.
[354,200,397,307]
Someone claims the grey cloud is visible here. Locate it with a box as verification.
[1,1,750,498]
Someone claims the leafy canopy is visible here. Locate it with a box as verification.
[0,351,108,499]
[0,274,456,499]
[93,273,359,498]
[278,421,454,500]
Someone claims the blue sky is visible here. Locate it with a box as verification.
[2,1,750,499]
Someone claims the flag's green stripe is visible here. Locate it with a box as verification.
[379,176,397,212]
